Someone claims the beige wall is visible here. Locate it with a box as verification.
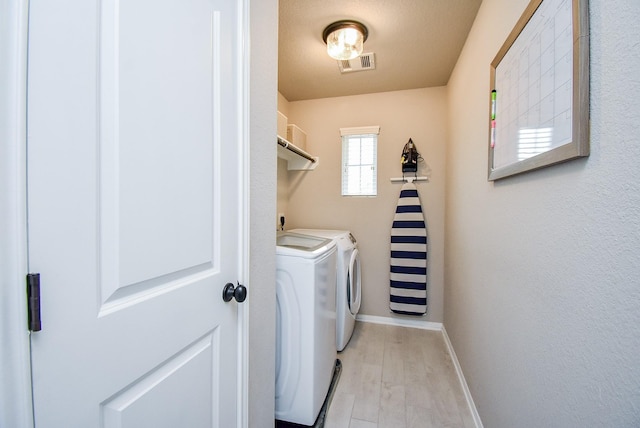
[446,0,640,426]
[280,88,447,323]
[277,91,290,117]
[276,158,289,231]
[277,95,291,231]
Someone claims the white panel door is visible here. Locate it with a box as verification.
[26,0,244,426]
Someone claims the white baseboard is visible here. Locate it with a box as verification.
[441,326,484,428]
[355,314,443,331]
[356,315,483,428]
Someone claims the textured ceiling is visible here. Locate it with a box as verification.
[278,0,483,102]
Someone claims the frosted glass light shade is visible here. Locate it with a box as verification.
[326,27,363,60]
[322,21,368,61]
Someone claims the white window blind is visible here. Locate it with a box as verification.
[340,126,380,196]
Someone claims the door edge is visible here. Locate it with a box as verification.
[0,0,35,426]
[237,0,251,426]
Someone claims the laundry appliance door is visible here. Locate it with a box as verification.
[347,249,362,315]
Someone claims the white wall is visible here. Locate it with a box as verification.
[445,0,640,426]
[248,0,277,426]
[283,88,447,323]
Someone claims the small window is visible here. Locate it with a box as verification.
[340,126,380,196]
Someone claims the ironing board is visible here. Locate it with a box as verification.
[390,181,427,315]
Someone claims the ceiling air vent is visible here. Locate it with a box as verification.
[337,52,376,74]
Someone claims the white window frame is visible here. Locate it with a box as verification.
[340,126,380,197]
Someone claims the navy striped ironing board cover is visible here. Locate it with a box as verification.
[390,181,427,315]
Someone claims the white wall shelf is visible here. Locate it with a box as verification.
[277,136,319,170]
[389,176,429,183]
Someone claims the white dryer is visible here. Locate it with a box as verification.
[275,232,337,426]
[291,229,361,351]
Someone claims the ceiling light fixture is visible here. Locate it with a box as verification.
[322,20,369,61]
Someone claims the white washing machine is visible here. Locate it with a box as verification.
[275,232,337,426]
[291,229,361,352]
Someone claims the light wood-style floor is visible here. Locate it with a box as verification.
[324,322,475,428]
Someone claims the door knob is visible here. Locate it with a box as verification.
[223,282,247,303]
